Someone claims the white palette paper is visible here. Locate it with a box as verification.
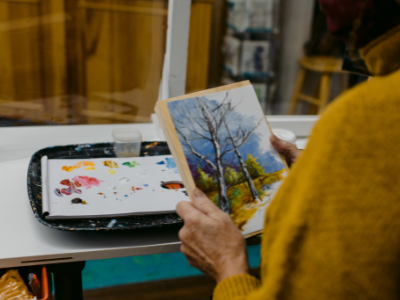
[41,155,189,219]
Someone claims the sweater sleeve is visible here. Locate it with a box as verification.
[213,274,261,300]
[218,69,400,300]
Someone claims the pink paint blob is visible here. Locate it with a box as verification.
[72,176,104,189]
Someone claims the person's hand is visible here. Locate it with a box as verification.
[176,188,249,283]
[270,134,302,167]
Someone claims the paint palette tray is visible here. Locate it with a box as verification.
[27,142,183,231]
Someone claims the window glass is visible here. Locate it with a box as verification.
[0,0,168,126]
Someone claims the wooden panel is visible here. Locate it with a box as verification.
[39,0,67,121]
[0,0,68,124]
[0,3,15,107]
[186,0,214,93]
[78,0,168,124]
[0,1,44,121]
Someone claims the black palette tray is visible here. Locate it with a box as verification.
[27,141,183,231]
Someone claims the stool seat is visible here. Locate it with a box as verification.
[288,55,348,115]
[299,56,344,73]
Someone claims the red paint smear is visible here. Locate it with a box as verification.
[74,181,82,187]
[61,188,71,195]
[98,193,104,195]
[60,179,70,186]
[72,176,104,189]
[135,187,142,191]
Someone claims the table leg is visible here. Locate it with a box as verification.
[48,261,86,300]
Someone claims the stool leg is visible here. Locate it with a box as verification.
[287,68,306,115]
[318,73,332,114]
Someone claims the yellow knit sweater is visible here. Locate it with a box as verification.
[214,24,400,300]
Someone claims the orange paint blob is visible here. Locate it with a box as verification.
[62,161,96,172]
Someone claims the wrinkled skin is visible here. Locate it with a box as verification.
[176,188,249,282]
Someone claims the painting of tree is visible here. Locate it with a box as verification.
[167,86,287,230]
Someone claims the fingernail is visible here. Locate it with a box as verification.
[193,188,204,198]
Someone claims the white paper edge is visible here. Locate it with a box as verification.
[41,155,49,218]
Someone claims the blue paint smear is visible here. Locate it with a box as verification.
[166,158,179,173]
[82,245,261,290]
[156,161,166,165]
[124,195,128,197]
[143,184,149,187]
[106,219,117,228]
[116,198,122,201]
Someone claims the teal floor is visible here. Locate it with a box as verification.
[82,245,261,290]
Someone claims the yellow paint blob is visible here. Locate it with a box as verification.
[62,161,96,172]
[103,160,119,168]
[108,169,117,175]
[62,166,77,172]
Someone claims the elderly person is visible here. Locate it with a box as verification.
[176,0,400,299]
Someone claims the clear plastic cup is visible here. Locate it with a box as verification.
[112,128,142,157]
[272,128,297,145]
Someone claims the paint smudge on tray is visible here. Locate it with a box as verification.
[166,158,179,173]
[60,179,70,186]
[103,160,119,168]
[106,219,117,228]
[143,184,149,187]
[113,192,117,195]
[122,161,140,168]
[72,176,104,189]
[62,161,96,172]
[108,185,116,190]
[124,195,128,197]
[107,169,116,175]
[145,142,159,149]
[71,198,87,205]
[61,188,71,196]
[156,161,165,165]
[54,188,63,197]
[119,177,129,184]
[131,186,142,192]
[98,193,106,198]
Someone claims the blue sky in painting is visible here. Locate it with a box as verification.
[167,88,284,177]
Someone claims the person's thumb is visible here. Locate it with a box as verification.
[270,134,300,165]
[191,188,220,216]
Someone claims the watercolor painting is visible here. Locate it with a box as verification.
[167,85,287,232]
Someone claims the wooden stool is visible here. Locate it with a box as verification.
[288,56,346,115]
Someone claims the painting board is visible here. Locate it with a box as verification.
[156,81,288,237]
[41,155,189,220]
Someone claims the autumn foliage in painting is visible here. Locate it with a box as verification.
[194,154,285,229]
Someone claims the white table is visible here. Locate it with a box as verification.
[0,118,314,298]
